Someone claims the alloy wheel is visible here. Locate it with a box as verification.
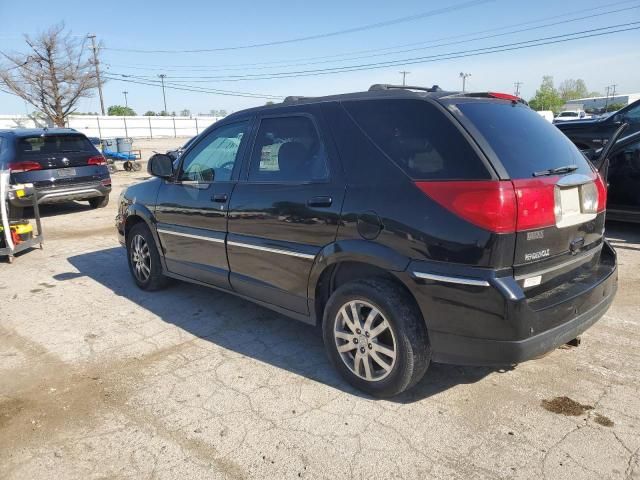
[130,234,151,283]
[333,300,397,382]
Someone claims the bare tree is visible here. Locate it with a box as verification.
[0,23,99,127]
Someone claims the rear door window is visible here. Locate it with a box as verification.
[343,99,490,180]
[17,134,93,155]
[454,102,593,179]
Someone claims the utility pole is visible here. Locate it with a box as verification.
[158,74,167,114]
[122,91,129,108]
[399,71,410,86]
[611,84,618,102]
[88,34,105,116]
[459,72,471,92]
[514,81,523,97]
[604,85,611,112]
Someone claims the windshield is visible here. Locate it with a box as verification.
[558,112,578,117]
[455,102,593,179]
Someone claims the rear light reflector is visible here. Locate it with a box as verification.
[8,161,42,173]
[512,177,558,231]
[88,155,106,166]
[415,181,517,233]
[101,178,111,186]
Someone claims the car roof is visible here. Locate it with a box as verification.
[0,128,80,138]
[224,85,524,120]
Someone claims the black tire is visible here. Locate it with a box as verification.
[89,195,109,209]
[322,278,431,398]
[131,161,142,172]
[126,223,169,291]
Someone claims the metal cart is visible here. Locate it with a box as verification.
[0,171,44,263]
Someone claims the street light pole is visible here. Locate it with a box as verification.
[459,72,471,92]
[123,91,129,108]
[158,74,167,114]
[88,34,105,115]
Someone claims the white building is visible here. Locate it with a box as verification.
[563,93,640,113]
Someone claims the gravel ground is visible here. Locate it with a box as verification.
[0,169,639,480]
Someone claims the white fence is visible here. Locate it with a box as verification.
[0,114,224,139]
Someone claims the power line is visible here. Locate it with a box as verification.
[107,22,640,83]
[102,0,639,71]
[103,0,494,53]
[102,75,283,100]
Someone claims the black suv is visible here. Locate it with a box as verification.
[555,99,640,151]
[0,128,111,210]
[116,85,618,397]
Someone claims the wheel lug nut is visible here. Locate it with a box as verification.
[353,338,358,344]
[356,329,361,334]
[368,344,372,349]
[365,332,370,337]
[360,347,365,354]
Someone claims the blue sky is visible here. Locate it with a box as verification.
[1,0,639,115]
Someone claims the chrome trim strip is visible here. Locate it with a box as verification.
[227,240,316,260]
[40,188,102,199]
[514,244,602,281]
[157,228,224,244]
[412,271,490,287]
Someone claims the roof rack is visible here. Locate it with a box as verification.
[283,96,314,103]
[368,84,443,93]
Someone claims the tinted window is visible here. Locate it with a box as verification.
[624,102,640,124]
[456,102,593,179]
[344,99,489,180]
[17,134,93,154]
[180,121,248,182]
[249,116,329,182]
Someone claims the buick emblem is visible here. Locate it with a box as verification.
[62,157,70,166]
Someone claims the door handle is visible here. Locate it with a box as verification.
[211,193,228,203]
[307,196,333,208]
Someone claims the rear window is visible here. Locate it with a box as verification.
[455,102,593,179]
[344,99,490,180]
[17,134,93,155]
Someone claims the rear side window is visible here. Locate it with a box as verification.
[455,102,593,179]
[249,115,329,182]
[17,134,93,155]
[343,99,490,180]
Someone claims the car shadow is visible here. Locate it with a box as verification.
[56,247,501,403]
[20,201,94,219]
[606,220,640,251]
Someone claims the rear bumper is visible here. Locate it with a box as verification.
[11,182,111,206]
[429,273,616,365]
[404,241,618,366]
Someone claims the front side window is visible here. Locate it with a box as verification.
[249,115,329,182]
[623,102,640,123]
[180,121,248,183]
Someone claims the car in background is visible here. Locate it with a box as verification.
[553,110,590,122]
[117,85,618,397]
[555,99,640,151]
[536,110,554,123]
[0,128,111,210]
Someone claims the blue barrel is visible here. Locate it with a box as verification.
[116,137,133,153]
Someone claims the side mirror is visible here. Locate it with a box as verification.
[613,113,623,124]
[148,153,174,178]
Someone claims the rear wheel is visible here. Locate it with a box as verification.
[322,278,431,397]
[89,195,109,209]
[127,223,169,291]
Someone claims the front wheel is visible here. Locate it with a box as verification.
[322,278,431,397]
[127,223,169,291]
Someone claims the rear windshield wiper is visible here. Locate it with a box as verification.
[532,164,578,177]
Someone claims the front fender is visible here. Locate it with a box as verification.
[306,239,410,301]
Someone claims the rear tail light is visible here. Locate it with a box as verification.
[8,161,42,173]
[416,173,603,234]
[415,181,517,233]
[101,178,111,186]
[88,155,106,166]
[594,172,607,212]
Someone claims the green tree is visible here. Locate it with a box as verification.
[143,110,156,116]
[605,102,626,113]
[180,109,191,117]
[108,105,136,116]
[528,76,564,113]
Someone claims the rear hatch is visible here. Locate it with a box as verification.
[447,97,610,298]
[10,133,106,188]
